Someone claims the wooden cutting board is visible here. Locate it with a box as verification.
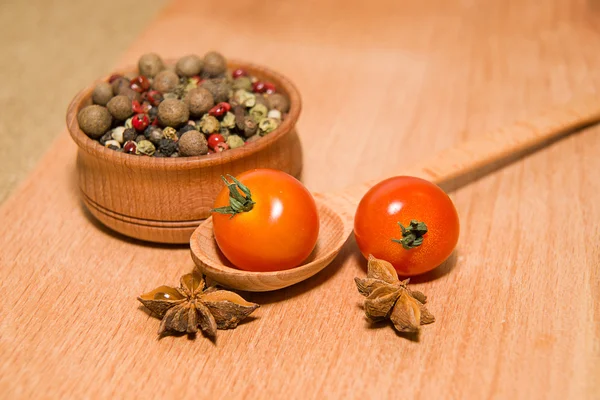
[1,0,598,398]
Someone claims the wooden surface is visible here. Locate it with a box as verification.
[1,0,599,398]
[67,61,303,244]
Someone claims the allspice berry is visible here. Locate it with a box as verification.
[200,79,231,103]
[185,87,214,117]
[176,55,203,77]
[179,131,208,156]
[92,82,114,106]
[111,76,130,95]
[158,98,189,127]
[107,95,134,121]
[203,51,227,77]
[118,87,142,103]
[267,93,290,113]
[138,53,164,78]
[153,70,179,93]
[77,105,113,139]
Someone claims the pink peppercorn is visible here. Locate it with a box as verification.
[146,90,163,107]
[130,76,151,93]
[215,142,229,152]
[207,133,225,150]
[263,82,276,94]
[132,113,150,131]
[132,100,151,114]
[252,81,266,93]
[208,104,227,118]
[123,141,137,154]
[232,68,248,79]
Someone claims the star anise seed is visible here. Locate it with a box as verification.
[139,271,259,338]
[355,255,435,333]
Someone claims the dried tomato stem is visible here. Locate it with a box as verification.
[392,220,428,250]
[210,175,255,216]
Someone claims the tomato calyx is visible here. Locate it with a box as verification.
[392,220,428,250]
[211,175,255,217]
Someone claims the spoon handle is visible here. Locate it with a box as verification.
[315,95,600,235]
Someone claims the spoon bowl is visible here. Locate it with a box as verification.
[190,200,348,291]
[191,96,600,291]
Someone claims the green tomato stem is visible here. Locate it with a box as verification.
[392,220,428,250]
[210,175,255,217]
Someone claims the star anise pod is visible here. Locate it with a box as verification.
[355,255,435,333]
[138,271,259,337]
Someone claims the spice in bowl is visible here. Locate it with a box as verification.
[77,52,290,157]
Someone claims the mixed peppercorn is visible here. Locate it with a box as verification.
[77,52,290,157]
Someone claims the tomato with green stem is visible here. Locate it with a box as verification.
[211,169,320,272]
[354,176,459,276]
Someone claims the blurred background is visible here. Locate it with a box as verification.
[2,0,599,205]
[0,0,166,204]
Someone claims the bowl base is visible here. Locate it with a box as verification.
[82,195,199,244]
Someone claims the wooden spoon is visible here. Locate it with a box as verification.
[191,96,600,291]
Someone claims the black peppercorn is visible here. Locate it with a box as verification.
[154,151,166,158]
[99,131,113,146]
[135,134,147,143]
[158,138,178,156]
[144,126,164,145]
[148,107,158,120]
[178,124,196,137]
[123,128,137,142]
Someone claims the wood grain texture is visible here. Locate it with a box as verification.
[67,61,303,244]
[1,0,599,399]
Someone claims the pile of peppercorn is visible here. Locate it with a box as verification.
[76,52,290,157]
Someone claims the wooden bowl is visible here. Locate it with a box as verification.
[66,61,302,244]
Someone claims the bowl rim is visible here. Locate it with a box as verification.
[66,59,302,170]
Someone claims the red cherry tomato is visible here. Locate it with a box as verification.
[212,169,320,272]
[354,176,459,276]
